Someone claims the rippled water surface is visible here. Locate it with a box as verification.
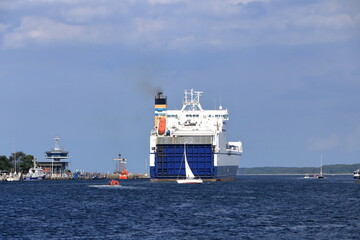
[1,176,359,239]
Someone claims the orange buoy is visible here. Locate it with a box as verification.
[158,117,166,135]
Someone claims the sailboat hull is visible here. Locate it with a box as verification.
[176,179,203,184]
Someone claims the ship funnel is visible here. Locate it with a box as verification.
[154,91,167,135]
[155,91,167,105]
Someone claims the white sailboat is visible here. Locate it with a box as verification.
[177,147,203,184]
[5,150,21,181]
[304,155,325,179]
[5,171,21,181]
[316,155,325,179]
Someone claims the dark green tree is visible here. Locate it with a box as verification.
[9,151,25,172]
[0,155,12,172]
[20,155,35,173]
[9,152,35,173]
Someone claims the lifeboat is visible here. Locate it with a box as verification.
[109,179,120,185]
[158,117,166,135]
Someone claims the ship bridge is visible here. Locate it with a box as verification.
[164,89,230,136]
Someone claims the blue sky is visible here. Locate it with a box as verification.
[0,0,359,173]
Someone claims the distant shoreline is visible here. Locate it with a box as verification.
[237,163,360,175]
[237,173,353,176]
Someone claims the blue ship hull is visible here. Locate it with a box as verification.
[150,144,238,181]
[23,176,45,181]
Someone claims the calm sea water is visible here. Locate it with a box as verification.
[1,176,359,240]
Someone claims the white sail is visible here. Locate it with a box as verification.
[184,150,195,179]
[320,155,323,175]
[177,146,203,184]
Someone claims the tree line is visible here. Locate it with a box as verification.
[238,163,360,175]
[0,152,36,173]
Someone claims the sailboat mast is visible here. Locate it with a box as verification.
[320,154,323,175]
[13,138,17,173]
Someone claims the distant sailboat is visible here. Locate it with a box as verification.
[316,155,325,179]
[304,155,325,179]
[6,146,21,181]
[177,146,203,184]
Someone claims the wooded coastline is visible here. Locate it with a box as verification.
[238,163,360,175]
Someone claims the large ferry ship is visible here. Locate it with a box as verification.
[149,89,243,181]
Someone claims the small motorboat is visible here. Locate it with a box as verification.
[109,179,120,186]
[24,158,46,181]
[354,169,360,179]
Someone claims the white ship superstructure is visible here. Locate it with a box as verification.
[150,89,242,181]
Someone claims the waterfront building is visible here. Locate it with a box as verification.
[38,135,70,175]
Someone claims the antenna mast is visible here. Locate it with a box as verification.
[182,89,203,111]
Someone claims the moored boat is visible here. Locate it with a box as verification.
[4,172,21,181]
[354,169,360,179]
[24,158,46,181]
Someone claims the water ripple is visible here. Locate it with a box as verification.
[0,176,359,239]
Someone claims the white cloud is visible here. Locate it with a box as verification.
[294,14,354,29]
[147,0,269,5]
[0,0,85,10]
[345,126,360,150]
[61,7,113,23]
[169,35,197,49]
[3,17,87,48]
[229,0,270,4]
[147,0,182,4]
[133,18,165,33]
[0,23,9,33]
[309,126,360,152]
[309,133,339,151]
[1,0,359,50]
